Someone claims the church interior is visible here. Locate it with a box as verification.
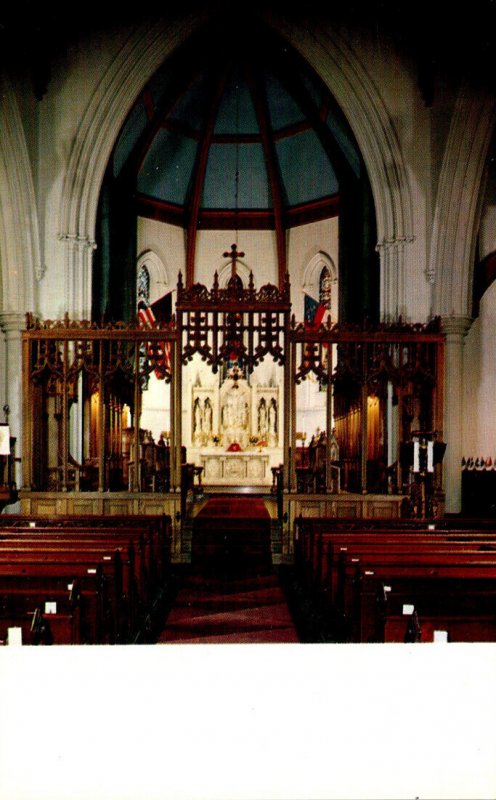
[1,2,496,795]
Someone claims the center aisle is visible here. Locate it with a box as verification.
[157,571,299,643]
[157,495,300,644]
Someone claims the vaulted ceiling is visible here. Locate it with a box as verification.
[111,19,361,234]
[2,1,496,101]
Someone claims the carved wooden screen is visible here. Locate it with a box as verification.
[289,317,445,494]
[22,314,176,493]
[176,271,291,372]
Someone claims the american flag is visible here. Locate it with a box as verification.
[137,295,172,379]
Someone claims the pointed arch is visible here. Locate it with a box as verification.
[260,11,416,318]
[58,12,415,320]
[0,76,38,313]
[431,87,496,318]
[302,251,338,320]
[58,15,208,316]
[137,250,170,304]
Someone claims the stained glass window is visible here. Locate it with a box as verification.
[319,265,332,311]
[137,264,150,302]
[137,264,151,389]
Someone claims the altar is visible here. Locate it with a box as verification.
[184,351,284,486]
[199,450,272,486]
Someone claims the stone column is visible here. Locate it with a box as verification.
[0,313,26,488]
[441,315,472,514]
[58,234,96,319]
[376,236,414,321]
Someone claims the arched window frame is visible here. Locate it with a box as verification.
[302,251,338,322]
[137,250,170,304]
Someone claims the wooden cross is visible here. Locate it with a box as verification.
[223,243,245,279]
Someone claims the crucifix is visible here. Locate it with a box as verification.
[223,243,245,280]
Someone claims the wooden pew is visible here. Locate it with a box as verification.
[0,525,159,617]
[379,579,496,642]
[295,516,496,584]
[0,550,120,643]
[0,589,84,645]
[355,570,496,643]
[0,531,141,620]
[293,516,496,642]
[296,522,496,610]
[329,535,496,609]
[0,514,173,642]
[0,544,130,643]
[347,554,496,642]
[295,515,496,534]
[0,562,106,644]
[1,514,172,596]
[2,513,171,561]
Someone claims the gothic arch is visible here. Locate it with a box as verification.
[261,11,416,318]
[59,16,208,242]
[270,17,414,244]
[137,250,170,304]
[0,76,38,314]
[58,15,208,316]
[431,87,496,318]
[302,252,338,318]
[59,12,415,319]
[303,252,337,290]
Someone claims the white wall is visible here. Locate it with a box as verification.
[287,218,338,321]
[136,218,339,326]
[463,280,496,457]
[137,217,185,295]
[195,229,278,288]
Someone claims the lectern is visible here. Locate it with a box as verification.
[400,432,446,518]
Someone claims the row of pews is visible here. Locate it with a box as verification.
[294,515,496,643]
[0,514,172,645]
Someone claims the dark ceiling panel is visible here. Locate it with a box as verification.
[276,130,339,206]
[112,16,367,227]
[138,129,199,205]
[202,143,270,209]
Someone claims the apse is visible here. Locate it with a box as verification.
[93,14,379,326]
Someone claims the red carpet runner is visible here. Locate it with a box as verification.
[158,496,299,644]
[196,496,270,518]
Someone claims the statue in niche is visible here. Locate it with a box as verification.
[220,381,250,447]
[268,398,278,442]
[221,397,232,429]
[193,397,203,440]
[258,398,268,438]
[203,397,213,436]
